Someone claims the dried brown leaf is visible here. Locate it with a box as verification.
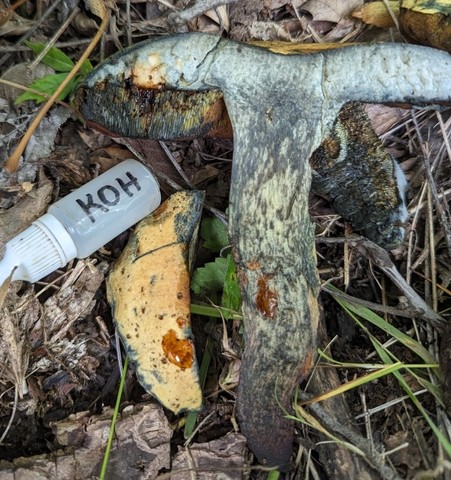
[171,433,247,480]
[352,1,399,28]
[0,14,33,37]
[2,403,171,478]
[301,0,364,23]
[0,62,54,104]
[84,0,109,20]
[27,260,107,374]
[0,171,53,244]
[40,261,106,341]
[0,288,39,397]
[0,311,28,393]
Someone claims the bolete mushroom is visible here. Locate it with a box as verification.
[75,34,451,469]
[107,190,205,414]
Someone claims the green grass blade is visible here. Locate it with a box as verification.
[99,355,129,480]
[184,337,213,439]
[317,348,386,369]
[372,340,451,457]
[15,73,77,104]
[190,303,242,320]
[327,286,437,365]
[267,470,281,480]
[25,41,75,72]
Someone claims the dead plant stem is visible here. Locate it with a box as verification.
[0,0,64,67]
[436,111,451,168]
[297,393,403,480]
[4,9,111,173]
[0,78,72,110]
[427,189,438,312]
[0,384,18,445]
[29,7,81,70]
[411,110,451,260]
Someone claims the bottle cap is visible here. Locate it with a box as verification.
[0,213,77,285]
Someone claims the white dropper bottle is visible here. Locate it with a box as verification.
[0,159,161,285]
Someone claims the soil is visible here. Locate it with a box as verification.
[0,1,450,479]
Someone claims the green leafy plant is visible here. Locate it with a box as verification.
[191,217,241,315]
[16,41,92,104]
[185,218,241,438]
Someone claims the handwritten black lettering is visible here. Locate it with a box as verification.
[98,185,120,206]
[117,172,141,197]
[76,194,109,223]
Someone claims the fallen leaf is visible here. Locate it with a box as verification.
[0,170,53,243]
[352,1,399,28]
[2,403,171,478]
[301,0,364,23]
[0,287,39,398]
[171,432,247,480]
[29,260,108,374]
[0,62,54,105]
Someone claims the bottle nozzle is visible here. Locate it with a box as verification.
[0,214,77,284]
[0,160,161,285]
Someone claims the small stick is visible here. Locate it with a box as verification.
[4,9,110,173]
[0,0,64,67]
[411,110,451,260]
[297,393,403,480]
[28,7,81,70]
[168,0,238,25]
[0,78,72,110]
[354,239,445,330]
[0,0,27,25]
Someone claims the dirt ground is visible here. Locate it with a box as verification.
[0,1,450,479]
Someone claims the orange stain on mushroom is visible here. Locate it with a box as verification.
[162,329,194,369]
[246,260,261,271]
[255,275,278,318]
[176,316,188,328]
[299,347,315,378]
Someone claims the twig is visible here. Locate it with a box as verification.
[125,0,132,46]
[297,392,403,480]
[183,411,216,447]
[122,139,187,192]
[0,0,64,67]
[123,139,228,225]
[0,0,27,26]
[167,0,238,25]
[345,239,445,330]
[4,7,111,173]
[0,78,73,110]
[159,141,195,188]
[354,389,428,419]
[426,190,438,311]
[436,111,451,167]
[29,7,80,70]
[411,110,451,260]
[381,0,400,29]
